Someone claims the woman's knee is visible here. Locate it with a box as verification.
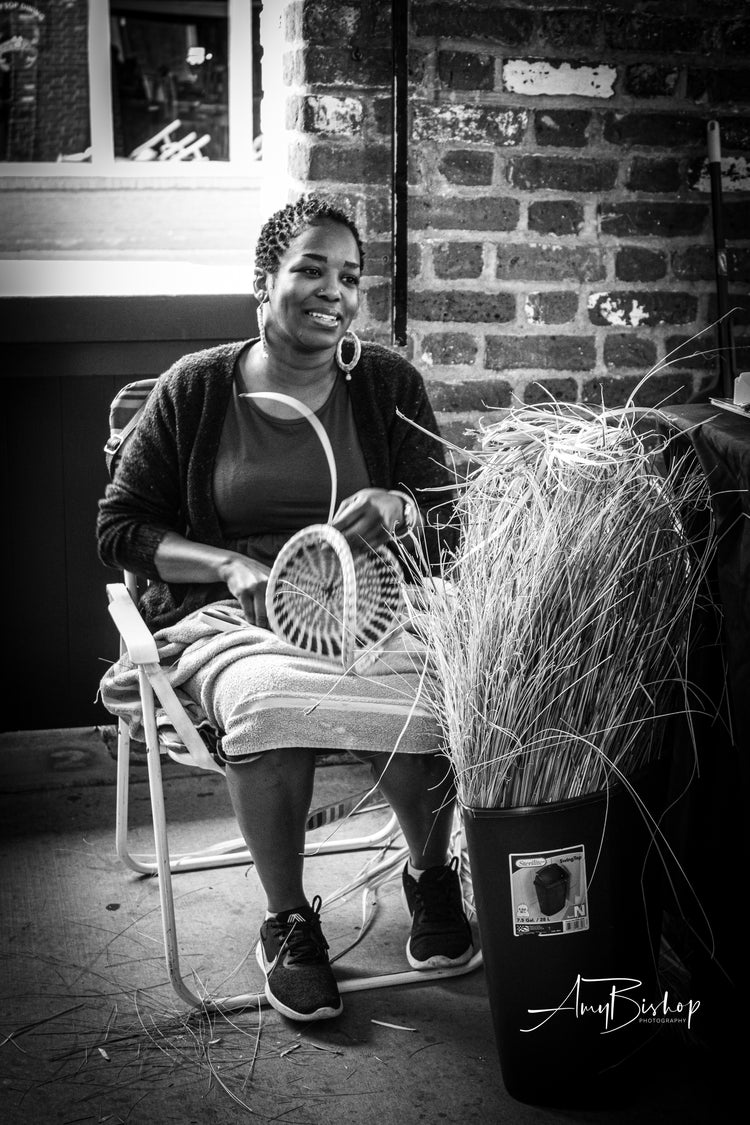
[225,746,315,795]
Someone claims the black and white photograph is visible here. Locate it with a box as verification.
[1,2,746,1121]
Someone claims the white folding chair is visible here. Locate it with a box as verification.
[107,577,481,1013]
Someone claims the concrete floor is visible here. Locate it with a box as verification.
[0,728,736,1125]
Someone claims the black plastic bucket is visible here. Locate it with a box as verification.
[464,766,668,1107]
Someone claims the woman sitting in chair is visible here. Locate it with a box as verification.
[97,193,473,1022]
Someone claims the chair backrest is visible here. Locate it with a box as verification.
[104,377,158,478]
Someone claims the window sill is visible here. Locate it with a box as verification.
[0,167,263,190]
[0,258,254,298]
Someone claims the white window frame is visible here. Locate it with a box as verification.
[0,0,260,178]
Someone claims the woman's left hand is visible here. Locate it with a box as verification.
[332,488,404,550]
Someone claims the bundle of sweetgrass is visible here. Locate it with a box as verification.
[405,401,715,810]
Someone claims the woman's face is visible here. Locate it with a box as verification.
[263,219,361,354]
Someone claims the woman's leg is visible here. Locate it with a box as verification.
[351,750,473,969]
[225,747,343,1021]
[352,750,457,868]
[224,747,315,913]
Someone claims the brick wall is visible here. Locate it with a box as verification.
[273,0,750,440]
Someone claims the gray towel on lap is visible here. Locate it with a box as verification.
[99,599,441,759]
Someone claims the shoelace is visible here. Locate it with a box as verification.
[272,895,329,966]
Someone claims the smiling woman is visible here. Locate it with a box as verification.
[95,192,472,1025]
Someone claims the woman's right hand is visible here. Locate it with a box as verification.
[219,556,271,629]
[154,532,272,627]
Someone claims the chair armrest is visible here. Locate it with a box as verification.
[106,583,160,664]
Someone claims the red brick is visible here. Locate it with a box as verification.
[438,150,494,186]
[603,13,705,53]
[604,336,658,370]
[626,158,681,194]
[286,94,363,135]
[539,10,599,50]
[413,5,533,46]
[437,51,495,91]
[725,202,750,241]
[685,155,750,192]
[436,418,484,456]
[603,113,705,149]
[615,248,668,282]
[524,378,579,405]
[433,242,484,279]
[588,291,698,327]
[362,242,422,279]
[294,142,391,184]
[599,203,708,238]
[534,110,591,148]
[295,46,392,88]
[428,379,511,410]
[486,336,596,371]
[672,248,714,282]
[362,332,416,361]
[707,294,750,325]
[496,244,605,283]
[687,69,750,105]
[664,335,717,372]
[713,118,750,152]
[299,2,361,43]
[525,291,578,325]
[361,193,392,237]
[528,201,584,236]
[624,65,679,99]
[413,104,527,146]
[673,247,750,283]
[723,20,750,55]
[583,373,692,408]
[365,284,391,322]
[420,334,479,366]
[509,156,618,193]
[412,196,520,231]
[410,290,515,324]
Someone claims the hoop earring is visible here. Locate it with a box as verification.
[256,299,269,358]
[336,330,361,381]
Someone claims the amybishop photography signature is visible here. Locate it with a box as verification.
[521,974,701,1035]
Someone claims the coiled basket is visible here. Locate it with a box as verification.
[244,391,403,672]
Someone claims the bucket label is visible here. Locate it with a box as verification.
[508,844,589,936]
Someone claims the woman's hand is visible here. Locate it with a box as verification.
[332,488,406,550]
[218,556,271,628]
[155,532,272,628]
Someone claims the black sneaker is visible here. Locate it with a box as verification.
[402,857,474,970]
[256,895,343,1021]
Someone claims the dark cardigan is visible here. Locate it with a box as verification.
[97,339,456,629]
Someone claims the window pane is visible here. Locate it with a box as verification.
[0,0,91,162]
[110,0,232,162]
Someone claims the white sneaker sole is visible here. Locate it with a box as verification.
[401,886,474,970]
[255,942,343,1021]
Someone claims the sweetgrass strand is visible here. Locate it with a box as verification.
[406,404,715,809]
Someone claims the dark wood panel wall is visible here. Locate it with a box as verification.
[1,295,256,731]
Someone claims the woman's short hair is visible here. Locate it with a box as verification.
[254,193,365,275]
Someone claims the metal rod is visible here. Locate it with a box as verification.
[392,0,409,346]
[707,120,736,396]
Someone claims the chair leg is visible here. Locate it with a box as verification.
[114,713,253,875]
[138,669,260,1010]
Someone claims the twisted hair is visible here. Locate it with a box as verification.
[254,193,365,275]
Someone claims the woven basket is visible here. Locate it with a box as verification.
[243,391,403,672]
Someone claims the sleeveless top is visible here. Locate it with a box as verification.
[212,365,371,568]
